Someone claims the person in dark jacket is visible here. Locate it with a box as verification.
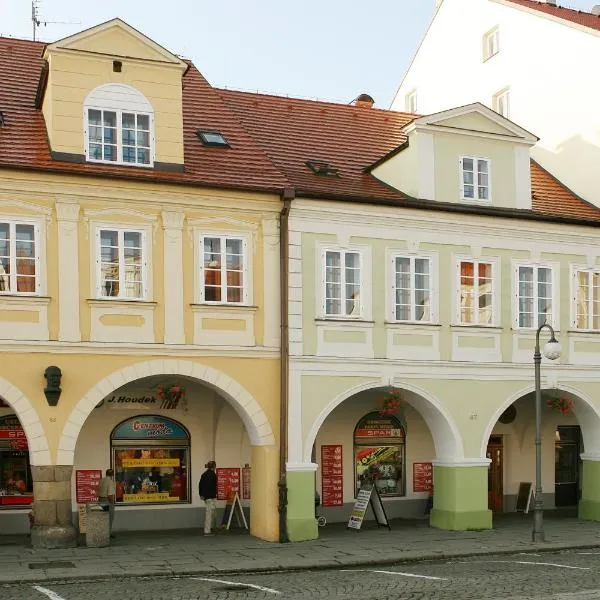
[199,460,217,535]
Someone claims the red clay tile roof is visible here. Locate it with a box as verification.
[505,0,600,31]
[1,35,600,224]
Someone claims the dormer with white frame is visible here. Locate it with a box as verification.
[370,102,538,210]
[41,19,188,170]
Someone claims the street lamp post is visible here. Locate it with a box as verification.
[532,322,561,543]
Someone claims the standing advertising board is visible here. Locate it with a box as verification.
[217,468,241,501]
[413,462,433,493]
[347,485,391,531]
[220,492,248,530]
[321,444,343,507]
[516,482,534,514]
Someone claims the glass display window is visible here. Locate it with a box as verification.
[111,415,190,505]
[0,414,33,507]
[354,412,405,498]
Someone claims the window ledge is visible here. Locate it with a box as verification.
[567,329,600,336]
[87,299,157,308]
[315,318,374,326]
[385,321,441,328]
[191,303,257,312]
[0,295,50,306]
[450,324,502,332]
[511,328,561,335]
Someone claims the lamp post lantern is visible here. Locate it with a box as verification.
[532,322,561,542]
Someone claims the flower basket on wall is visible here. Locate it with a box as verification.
[545,397,574,415]
[156,384,186,409]
[378,387,402,416]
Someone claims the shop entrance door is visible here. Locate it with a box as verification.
[486,436,503,513]
[555,426,581,507]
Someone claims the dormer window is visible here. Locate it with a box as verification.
[460,156,491,202]
[84,84,154,167]
[483,27,500,61]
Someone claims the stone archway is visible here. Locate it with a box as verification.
[57,359,276,465]
[0,377,50,466]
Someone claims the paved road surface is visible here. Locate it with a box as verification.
[6,550,600,599]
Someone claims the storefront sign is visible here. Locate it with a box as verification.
[241,465,251,500]
[122,493,179,502]
[97,393,183,411]
[111,416,189,440]
[355,415,404,440]
[217,468,241,500]
[121,458,180,468]
[75,469,102,504]
[413,462,433,493]
[0,415,28,450]
[321,444,343,507]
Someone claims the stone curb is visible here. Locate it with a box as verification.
[4,540,600,585]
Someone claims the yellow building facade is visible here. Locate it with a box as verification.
[0,21,283,546]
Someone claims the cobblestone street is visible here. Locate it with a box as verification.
[6,550,600,600]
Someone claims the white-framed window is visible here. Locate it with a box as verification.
[493,88,510,118]
[456,259,497,325]
[460,156,491,202]
[95,227,147,300]
[84,84,154,167]
[515,264,555,329]
[483,27,500,60]
[199,235,248,304]
[572,268,600,330]
[405,90,418,113]
[390,254,433,322]
[0,220,40,295]
[322,249,362,318]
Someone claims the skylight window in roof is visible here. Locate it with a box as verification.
[0,112,5,127]
[197,130,230,147]
[306,160,340,177]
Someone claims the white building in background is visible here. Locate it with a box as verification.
[392,0,600,206]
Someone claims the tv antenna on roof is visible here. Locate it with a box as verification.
[32,0,81,41]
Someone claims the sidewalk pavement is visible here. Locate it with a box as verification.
[2,513,600,584]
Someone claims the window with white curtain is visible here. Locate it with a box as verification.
[0,220,40,295]
[460,156,491,201]
[458,260,495,325]
[200,235,248,304]
[391,255,432,322]
[516,264,554,328]
[96,228,146,299]
[323,250,362,317]
[573,269,600,330]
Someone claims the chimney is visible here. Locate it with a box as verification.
[592,5,600,15]
[354,93,375,109]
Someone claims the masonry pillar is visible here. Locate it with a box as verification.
[250,445,280,542]
[162,211,185,345]
[429,460,492,531]
[286,462,318,542]
[579,455,600,521]
[30,466,77,548]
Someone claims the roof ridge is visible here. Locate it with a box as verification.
[0,35,45,45]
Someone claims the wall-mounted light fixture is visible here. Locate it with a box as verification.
[44,366,62,407]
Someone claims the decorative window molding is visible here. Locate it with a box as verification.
[93,225,150,301]
[197,233,251,305]
[492,88,510,119]
[0,218,42,296]
[571,266,600,331]
[83,84,155,167]
[388,252,436,323]
[460,156,491,202]
[454,257,499,326]
[483,27,500,61]
[513,261,558,330]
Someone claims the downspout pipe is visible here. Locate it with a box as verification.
[278,187,294,543]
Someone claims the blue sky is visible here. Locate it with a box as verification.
[1,0,596,107]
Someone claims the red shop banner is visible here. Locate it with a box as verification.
[217,468,241,501]
[76,469,102,504]
[413,462,433,493]
[321,444,343,507]
[241,465,251,500]
[0,415,28,451]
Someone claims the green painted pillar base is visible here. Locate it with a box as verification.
[579,458,600,521]
[429,462,492,531]
[286,465,318,542]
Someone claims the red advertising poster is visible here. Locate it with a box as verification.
[241,466,251,500]
[413,462,433,493]
[0,415,28,450]
[217,468,241,501]
[75,469,102,504]
[321,444,343,507]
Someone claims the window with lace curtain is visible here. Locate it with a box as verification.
[96,228,147,299]
[200,236,248,304]
[457,260,495,325]
[0,221,39,295]
[322,249,362,318]
[515,264,554,329]
[391,255,432,322]
[573,269,600,330]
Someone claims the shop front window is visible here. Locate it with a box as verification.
[111,415,190,505]
[354,412,405,497]
[0,414,33,507]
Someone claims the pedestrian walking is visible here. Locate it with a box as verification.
[98,468,116,537]
[199,460,217,535]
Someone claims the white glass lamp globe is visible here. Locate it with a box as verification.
[543,340,562,360]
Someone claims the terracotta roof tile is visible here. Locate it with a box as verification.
[505,0,600,31]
